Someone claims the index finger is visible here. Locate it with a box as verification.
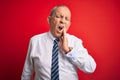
[63,28,66,38]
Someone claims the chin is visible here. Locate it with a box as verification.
[55,34,62,38]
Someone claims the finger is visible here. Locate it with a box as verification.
[62,29,66,38]
[63,29,67,41]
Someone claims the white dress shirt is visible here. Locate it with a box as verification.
[21,31,96,80]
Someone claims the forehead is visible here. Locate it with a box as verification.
[54,6,71,16]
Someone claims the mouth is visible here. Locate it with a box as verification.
[58,26,64,31]
[56,26,64,37]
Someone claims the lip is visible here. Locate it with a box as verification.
[57,27,63,33]
[58,26,64,31]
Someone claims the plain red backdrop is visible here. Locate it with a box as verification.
[0,0,120,80]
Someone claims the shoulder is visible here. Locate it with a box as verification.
[67,33,83,43]
[30,32,48,42]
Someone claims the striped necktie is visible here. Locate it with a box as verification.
[51,38,59,80]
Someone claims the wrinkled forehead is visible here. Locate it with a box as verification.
[54,6,71,17]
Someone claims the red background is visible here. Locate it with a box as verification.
[0,0,120,80]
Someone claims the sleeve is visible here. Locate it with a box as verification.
[21,38,34,80]
[66,37,96,73]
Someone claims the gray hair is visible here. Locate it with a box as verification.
[50,5,70,16]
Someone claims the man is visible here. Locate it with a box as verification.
[21,5,96,80]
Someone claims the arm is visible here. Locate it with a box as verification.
[66,39,96,73]
[21,39,34,80]
[59,29,96,73]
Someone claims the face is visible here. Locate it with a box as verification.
[48,6,71,38]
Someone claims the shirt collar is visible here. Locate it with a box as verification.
[48,31,56,41]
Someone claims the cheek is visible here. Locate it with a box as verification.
[65,26,69,32]
[66,23,70,29]
[54,18,60,24]
[53,18,58,23]
[50,22,57,30]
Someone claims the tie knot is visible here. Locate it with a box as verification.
[54,38,59,44]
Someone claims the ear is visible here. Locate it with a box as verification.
[47,16,51,24]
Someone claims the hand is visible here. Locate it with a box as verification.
[59,29,72,54]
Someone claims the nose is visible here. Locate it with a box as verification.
[60,18,65,24]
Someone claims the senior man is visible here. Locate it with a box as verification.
[21,5,96,80]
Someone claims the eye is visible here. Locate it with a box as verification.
[66,17,70,21]
[56,15,60,18]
